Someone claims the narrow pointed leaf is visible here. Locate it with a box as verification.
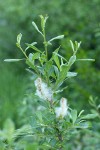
[82,114,98,119]
[32,52,40,60]
[67,72,77,77]
[40,15,48,30]
[71,110,77,124]
[25,43,42,53]
[70,40,74,52]
[54,64,68,89]
[17,33,22,45]
[76,122,91,129]
[25,42,37,51]
[49,35,64,42]
[78,110,84,117]
[32,21,43,36]
[4,59,25,62]
[77,59,95,61]
[68,55,76,66]
[53,52,68,63]
[52,47,61,69]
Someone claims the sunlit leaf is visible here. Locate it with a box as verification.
[77,59,95,61]
[68,55,76,66]
[78,110,84,117]
[25,43,42,53]
[52,47,60,69]
[32,21,43,36]
[75,122,91,129]
[40,15,48,30]
[82,114,98,119]
[4,59,25,62]
[48,35,64,42]
[70,40,74,52]
[67,72,77,77]
[71,110,77,124]
[25,42,37,51]
[16,33,22,46]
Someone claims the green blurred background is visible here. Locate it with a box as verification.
[0,0,100,148]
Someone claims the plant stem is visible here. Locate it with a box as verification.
[43,29,48,60]
[54,121,63,150]
[42,29,50,86]
[57,128,63,150]
[19,46,28,59]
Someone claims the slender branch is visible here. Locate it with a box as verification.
[43,29,48,60]
[56,127,63,150]
[42,29,50,86]
[18,46,28,59]
[54,120,63,150]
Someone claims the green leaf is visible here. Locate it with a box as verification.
[25,42,37,51]
[44,61,53,78]
[26,59,39,73]
[54,86,68,94]
[29,53,34,61]
[25,43,42,53]
[37,66,45,75]
[32,21,43,36]
[77,59,95,61]
[48,35,64,43]
[28,52,40,66]
[89,96,96,107]
[68,55,76,66]
[75,41,81,50]
[40,15,48,31]
[67,72,77,77]
[97,104,100,109]
[53,65,59,78]
[54,64,68,89]
[71,109,77,124]
[4,58,25,62]
[70,40,81,53]
[78,110,84,117]
[47,65,55,78]
[75,122,91,129]
[39,53,47,65]
[52,47,60,69]
[26,68,37,77]
[82,114,98,119]
[53,52,68,64]
[32,52,40,60]
[70,40,74,52]
[45,60,52,71]
[16,33,22,46]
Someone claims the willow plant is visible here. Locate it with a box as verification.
[4,15,96,150]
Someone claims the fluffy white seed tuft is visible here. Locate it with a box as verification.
[55,98,68,118]
[34,78,53,101]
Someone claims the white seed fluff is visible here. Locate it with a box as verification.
[34,78,53,101]
[55,98,68,118]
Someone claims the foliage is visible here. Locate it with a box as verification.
[3,16,99,150]
[0,0,100,149]
[0,0,100,108]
